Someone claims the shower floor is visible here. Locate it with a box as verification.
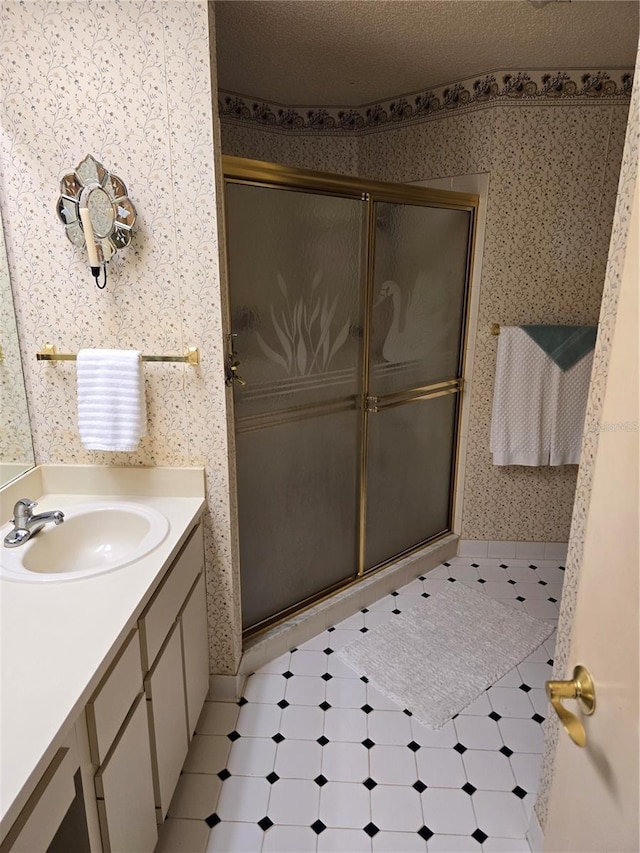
[155,555,564,853]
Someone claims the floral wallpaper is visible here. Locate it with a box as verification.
[0,214,34,471]
[0,1,241,674]
[220,76,631,543]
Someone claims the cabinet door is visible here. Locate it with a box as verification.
[144,621,189,820]
[3,737,78,853]
[180,573,210,738]
[94,693,157,853]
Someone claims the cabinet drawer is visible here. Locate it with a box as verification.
[95,693,157,853]
[86,629,142,765]
[139,523,203,671]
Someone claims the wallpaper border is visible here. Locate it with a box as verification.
[219,68,633,134]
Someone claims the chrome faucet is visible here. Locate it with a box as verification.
[3,498,65,548]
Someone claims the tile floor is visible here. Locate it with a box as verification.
[156,555,564,853]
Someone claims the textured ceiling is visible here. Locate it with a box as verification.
[214,0,639,106]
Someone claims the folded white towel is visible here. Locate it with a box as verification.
[77,349,147,452]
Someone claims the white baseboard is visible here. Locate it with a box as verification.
[208,671,246,703]
[458,540,568,561]
[526,807,544,852]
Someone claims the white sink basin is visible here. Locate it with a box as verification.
[0,502,169,582]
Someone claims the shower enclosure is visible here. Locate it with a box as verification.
[222,157,477,636]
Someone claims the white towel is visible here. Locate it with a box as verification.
[77,349,147,451]
[490,327,593,466]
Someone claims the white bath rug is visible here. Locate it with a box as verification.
[337,581,554,729]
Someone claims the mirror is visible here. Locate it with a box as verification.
[57,155,136,265]
[0,208,35,487]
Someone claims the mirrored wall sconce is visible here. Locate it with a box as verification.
[57,155,136,289]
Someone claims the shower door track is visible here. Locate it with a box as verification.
[222,156,478,641]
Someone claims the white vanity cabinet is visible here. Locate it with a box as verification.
[139,522,209,821]
[0,491,208,853]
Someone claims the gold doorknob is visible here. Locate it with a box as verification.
[546,664,596,747]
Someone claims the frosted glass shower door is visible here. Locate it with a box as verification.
[225,182,366,631]
[364,200,473,570]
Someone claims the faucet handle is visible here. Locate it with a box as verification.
[13,498,37,524]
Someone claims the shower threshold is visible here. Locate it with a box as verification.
[240,532,458,678]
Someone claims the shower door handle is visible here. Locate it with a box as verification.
[225,334,247,386]
[225,354,246,386]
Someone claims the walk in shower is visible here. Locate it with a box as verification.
[222,157,478,636]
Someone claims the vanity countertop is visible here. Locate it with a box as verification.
[0,465,206,838]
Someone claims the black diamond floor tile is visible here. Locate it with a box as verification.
[532,713,545,724]
[277,699,289,709]
[516,596,526,602]
[227,730,241,741]
[282,671,294,679]
[258,816,273,831]
[205,812,221,828]
[472,828,488,844]
[488,711,502,721]
[360,627,369,633]
[321,672,333,681]
[272,733,285,744]
[422,592,430,598]
[363,777,377,790]
[403,708,412,716]
[418,826,434,841]
[217,768,231,781]
[392,608,401,615]
[266,772,279,784]
[407,740,420,752]
[462,782,477,795]
[314,774,328,787]
[360,676,369,683]
[413,780,427,793]
[361,703,373,714]
[237,696,248,706]
[323,648,334,655]
[363,822,380,837]
[453,742,467,754]
[311,820,326,835]
[519,683,532,692]
[317,735,329,746]
[319,701,331,711]
[512,785,527,799]
[500,745,513,757]
[362,738,375,749]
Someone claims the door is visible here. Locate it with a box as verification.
[223,159,477,633]
[364,199,472,569]
[225,179,366,631]
[543,174,638,849]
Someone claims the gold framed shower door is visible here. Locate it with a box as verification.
[222,155,479,638]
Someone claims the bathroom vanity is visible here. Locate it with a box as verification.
[0,466,208,852]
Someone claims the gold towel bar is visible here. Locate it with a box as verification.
[36,343,200,366]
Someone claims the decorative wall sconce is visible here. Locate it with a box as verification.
[57,155,136,289]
